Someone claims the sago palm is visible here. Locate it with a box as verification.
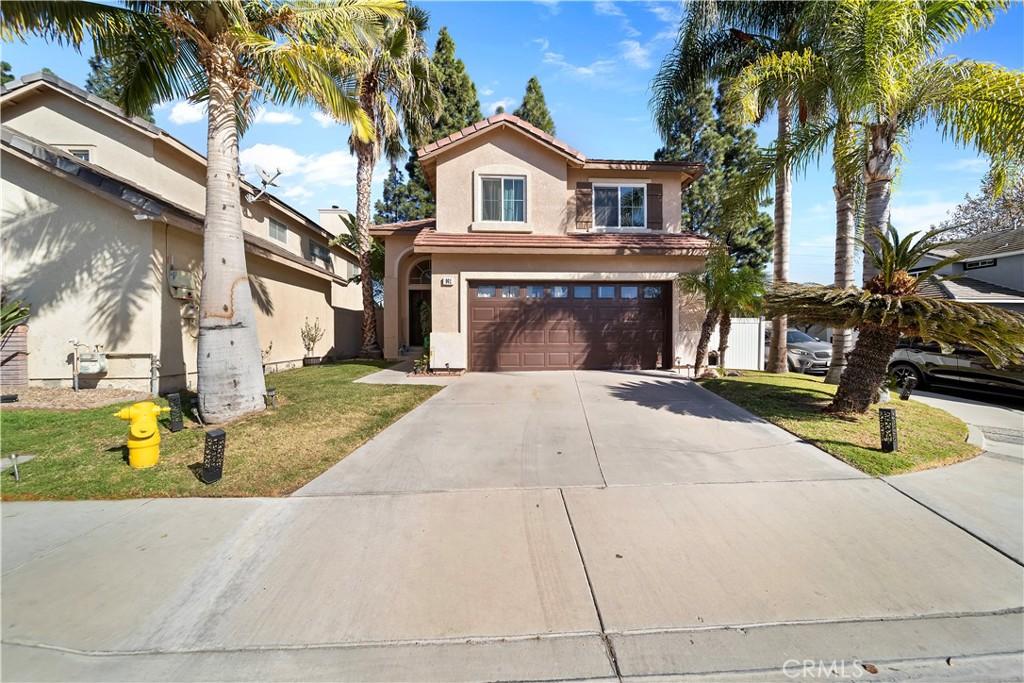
[726,0,1022,382]
[766,225,1024,413]
[653,0,806,375]
[1,0,400,422]
[347,5,440,357]
[679,248,765,375]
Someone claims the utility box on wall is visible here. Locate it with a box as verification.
[168,269,197,301]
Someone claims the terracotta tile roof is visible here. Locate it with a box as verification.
[369,218,436,236]
[414,230,711,255]
[417,113,586,162]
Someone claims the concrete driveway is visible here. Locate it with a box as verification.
[4,371,1023,682]
[296,371,860,495]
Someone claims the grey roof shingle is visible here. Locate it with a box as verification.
[938,227,1024,260]
[919,275,1024,302]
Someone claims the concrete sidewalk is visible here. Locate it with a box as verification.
[885,390,1024,563]
[4,373,1023,681]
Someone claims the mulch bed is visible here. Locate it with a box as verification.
[1,386,151,411]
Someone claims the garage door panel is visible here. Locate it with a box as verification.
[469,282,668,371]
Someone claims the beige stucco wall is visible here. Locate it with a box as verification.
[434,128,570,234]
[2,86,356,278]
[2,153,360,390]
[431,127,686,235]
[376,246,704,370]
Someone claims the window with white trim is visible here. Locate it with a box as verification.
[593,184,646,229]
[964,258,996,270]
[67,148,91,162]
[269,218,288,243]
[480,176,526,222]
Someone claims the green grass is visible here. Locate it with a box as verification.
[1,361,439,500]
[701,371,979,476]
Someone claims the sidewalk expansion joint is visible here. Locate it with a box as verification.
[560,487,622,682]
[573,371,608,489]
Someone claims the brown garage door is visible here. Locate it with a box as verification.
[468,282,670,371]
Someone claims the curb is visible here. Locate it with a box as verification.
[965,423,987,451]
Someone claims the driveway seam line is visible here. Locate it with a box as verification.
[559,487,622,682]
[573,371,608,488]
[880,477,1024,568]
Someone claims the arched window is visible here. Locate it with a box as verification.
[409,260,431,285]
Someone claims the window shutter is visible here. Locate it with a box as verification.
[575,182,593,231]
[646,183,663,230]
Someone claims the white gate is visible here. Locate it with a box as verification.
[708,317,765,371]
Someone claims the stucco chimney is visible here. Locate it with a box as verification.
[318,206,352,236]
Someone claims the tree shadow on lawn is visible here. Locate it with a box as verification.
[701,377,863,424]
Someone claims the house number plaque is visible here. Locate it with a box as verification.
[440,275,455,287]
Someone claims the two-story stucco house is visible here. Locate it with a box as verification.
[372,114,710,372]
[1,72,362,391]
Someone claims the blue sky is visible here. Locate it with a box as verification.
[3,1,1022,283]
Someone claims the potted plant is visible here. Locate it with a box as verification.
[301,318,325,367]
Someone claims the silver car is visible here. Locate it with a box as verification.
[765,329,833,374]
[889,339,1024,396]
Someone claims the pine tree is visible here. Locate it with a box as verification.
[378,26,482,223]
[1,61,14,85]
[373,164,419,224]
[431,27,482,138]
[655,84,772,269]
[513,76,555,134]
[495,104,505,114]
[85,54,155,122]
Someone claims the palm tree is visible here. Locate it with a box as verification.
[653,0,807,375]
[727,0,1023,382]
[679,249,765,375]
[348,6,440,357]
[1,0,399,422]
[766,225,1024,413]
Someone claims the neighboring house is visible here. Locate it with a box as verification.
[1,72,362,391]
[372,113,710,371]
[913,227,1024,313]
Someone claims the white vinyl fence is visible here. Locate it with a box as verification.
[708,317,765,371]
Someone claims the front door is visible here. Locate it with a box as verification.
[408,290,431,347]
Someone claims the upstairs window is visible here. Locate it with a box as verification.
[269,218,288,243]
[964,258,996,270]
[481,176,526,222]
[594,184,646,229]
[67,148,91,162]
[309,242,330,263]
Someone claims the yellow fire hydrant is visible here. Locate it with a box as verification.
[114,401,170,469]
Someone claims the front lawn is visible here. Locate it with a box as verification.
[1,361,439,500]
[701,371,979,476]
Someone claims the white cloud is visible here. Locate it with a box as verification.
[532,37,550,51]
[253,108,302,125]
[890,199,958,228]
[282,185,313,200]
[595,1,624,17]
[939,157,988,173]
[311,111,336,128]
[646,0,682,25]
[302,150,359,185]
[168,101,205,125]
[619,40,651,68]
[480,87,495,97]
[239,143,308,177]
[534,0,560,15]
[543,51,616,78]
[485,97,516,115]
[595,1,640,37]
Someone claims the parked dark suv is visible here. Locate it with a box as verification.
[889,338,1024,396]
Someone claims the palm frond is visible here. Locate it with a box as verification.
[766,283,1024,367]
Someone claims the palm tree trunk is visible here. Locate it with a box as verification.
[828,322,901,413]
[824,167,856,384]
[862,123,895,285]
[767,93,792,374]
[717,311,732,372]
[355,141,382,358]
[196,54,267,423]
[694,307,720,376]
